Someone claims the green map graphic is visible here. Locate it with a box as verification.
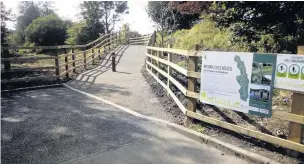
[234,55,249,101]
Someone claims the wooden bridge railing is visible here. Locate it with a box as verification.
[129,35,150,45]
[145,44,304,153]
[1,32,124,84]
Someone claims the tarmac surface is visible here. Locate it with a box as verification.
[1,87,247,164]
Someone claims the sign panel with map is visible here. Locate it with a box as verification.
[274,54,304,92]
[199,52,276,117]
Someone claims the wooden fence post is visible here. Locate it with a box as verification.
[156,45,162,79]
[55,49,60,79]
[185,44,199,126]
[3,43,11,73]
[83,47,87,69]
[288,46,304,156]
[167,44,173,96]
[92,48,95,65]
[64,48,69,78]
[98,48,101,60]
[72,48,76,73]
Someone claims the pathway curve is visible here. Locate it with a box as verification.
[69,45,177,122]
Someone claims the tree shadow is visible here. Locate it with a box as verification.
[69,45,130,92]
[234,111,273,135]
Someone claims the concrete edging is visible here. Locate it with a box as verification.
[63,83,280,164]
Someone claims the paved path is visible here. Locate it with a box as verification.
[69,45,176,122]
[1,87,247,164]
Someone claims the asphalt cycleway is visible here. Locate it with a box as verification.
[1,87,247,164]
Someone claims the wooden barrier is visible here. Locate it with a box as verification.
[145,44,304,153]
[1,31,122,84]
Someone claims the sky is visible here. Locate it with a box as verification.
[2,0,155,34]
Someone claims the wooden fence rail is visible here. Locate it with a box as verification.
[145,43,304,153]
[1,32,127,84]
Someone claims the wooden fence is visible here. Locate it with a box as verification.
[145,36,304,153]
[129,35,150,45]
[1,32,125,84]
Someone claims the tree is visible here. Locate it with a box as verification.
[80,1,129,42]
[80,1,105,42]
[14,1,56,45]
[99,1,129,34]
[147,1,201,46]
[65,21,91,45]
[25,14,69,46]
[208,2,304,53]
[37,1,55,16]
[15,2,41,44]
[1,2,13,44]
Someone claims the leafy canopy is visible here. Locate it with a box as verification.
[25,14,70,46]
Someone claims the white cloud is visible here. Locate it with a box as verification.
[2,0,155,34]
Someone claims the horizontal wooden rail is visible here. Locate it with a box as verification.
[129,36,150,40]
[146,60,187,95]
[60,51,85,57]
[146,67,187,113]
[187,111,304,153]
[85,33,114,47]
[1,76,59,83]
[147,53,187,76]
[1,56,58,62]
[129,38,149,41]
[147,46,189,56]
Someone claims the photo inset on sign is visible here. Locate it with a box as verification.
[251,63,273,85]
[249,84,270,102]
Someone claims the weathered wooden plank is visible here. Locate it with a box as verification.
[146,46,189,56]
[186,44,199,125]
[146,61,187,95]
[167,44,173,97]
[187,111,304,153]
[147,53,188,76]
[273,111,304,125]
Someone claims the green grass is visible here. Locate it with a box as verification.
[190,124,205,133]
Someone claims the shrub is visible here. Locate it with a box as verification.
[65,21,91,45]
[25,14,69,46]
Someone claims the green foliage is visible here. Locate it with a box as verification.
[119,23,129,44]
[208,2,304,53]
[65,22,91,45]
[1,2,13,44]
[190,124,205,133]
[80,1,129,42]
[169,20,249,51]
[25,14,69,46]
[13,1,56,45]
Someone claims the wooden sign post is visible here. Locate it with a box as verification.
[288,46,304,155]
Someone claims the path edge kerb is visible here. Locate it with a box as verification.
[63,83,280,164]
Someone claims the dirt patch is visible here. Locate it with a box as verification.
[141,65,185,125]
[142,63,303,164]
